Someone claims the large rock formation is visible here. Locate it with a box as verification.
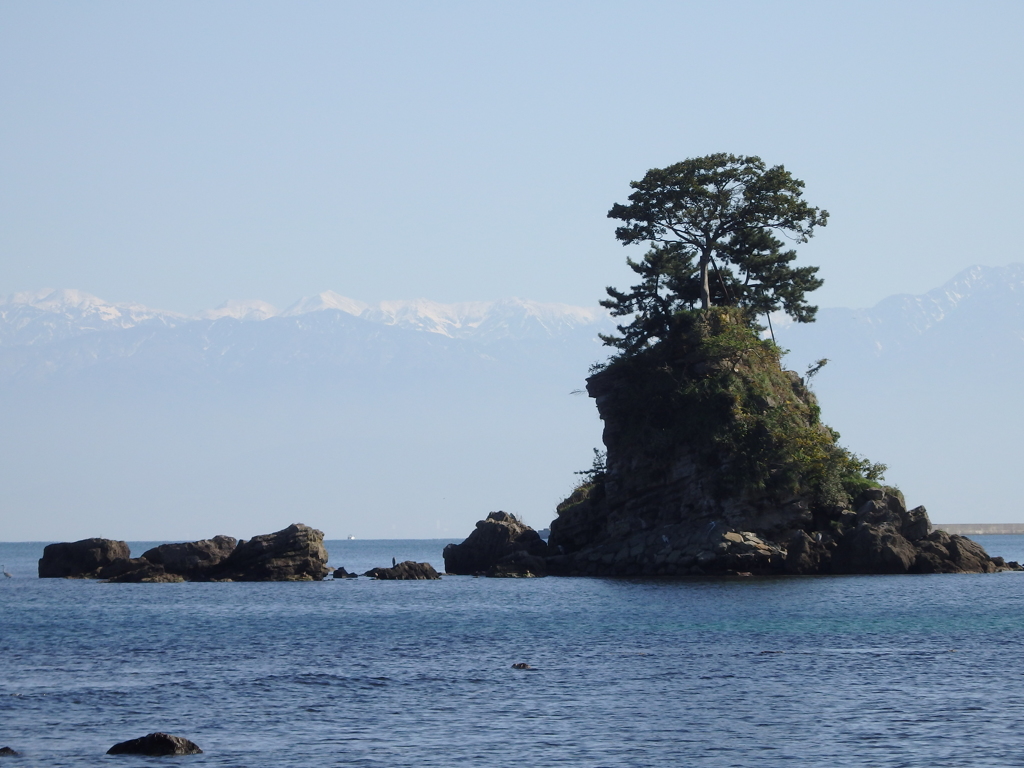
[211,523,328,581]
[443,511,549,575]
[107,733,202,755]
[39,524,329,582]
[38,538,130,578]
[545,311,1013,577]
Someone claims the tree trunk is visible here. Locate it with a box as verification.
[699,253,711,309]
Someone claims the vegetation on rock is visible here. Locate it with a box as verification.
[603,153,827,354]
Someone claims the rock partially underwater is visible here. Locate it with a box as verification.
[107,733,202,756]
[39,524,329,582]
[364,561,441,580]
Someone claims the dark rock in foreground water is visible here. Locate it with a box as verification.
[443,511,548,576]
[0,746,20,756]
[38,538,130,578]
[107,732,202,756]
[364,561,440,580]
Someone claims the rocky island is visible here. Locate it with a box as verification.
[447,154,1016,578]
[38,523,329,581]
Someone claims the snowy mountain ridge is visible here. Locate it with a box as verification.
[0,288,610,347]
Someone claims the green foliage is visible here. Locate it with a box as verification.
[598,309,885,509]
[556,480,598,515]
[575,448,607,482]
[603,153,827,352]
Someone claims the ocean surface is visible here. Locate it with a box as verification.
[2,536,1024,767]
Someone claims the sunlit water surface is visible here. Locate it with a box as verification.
[2,537,1024,767]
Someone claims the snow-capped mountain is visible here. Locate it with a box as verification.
[0,288,610,349]
[0,288,184,346]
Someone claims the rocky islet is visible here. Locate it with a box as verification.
[38,524,329,582]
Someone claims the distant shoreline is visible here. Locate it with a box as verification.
[933,524,1024,535]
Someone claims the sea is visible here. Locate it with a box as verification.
[2,536,1024,767]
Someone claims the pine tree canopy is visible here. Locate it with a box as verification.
[603,153,827,353]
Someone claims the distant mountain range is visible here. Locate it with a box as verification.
[1,263,1020,541]
[0,288,608,346]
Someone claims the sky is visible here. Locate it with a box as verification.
[2,1,1022,315]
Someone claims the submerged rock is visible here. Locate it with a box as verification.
[107,732,202,756]
[443,511,548,575]
[38,538,130,578]
[364,561,440,580]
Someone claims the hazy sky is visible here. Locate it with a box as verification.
[1,1,1022,314]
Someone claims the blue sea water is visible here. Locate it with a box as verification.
[2,537,1024,767]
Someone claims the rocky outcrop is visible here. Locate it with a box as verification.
[212,524,328,581]
[141,536,237,579]
[38,538,130,578]
[364,561,440,580]
[443,511,548,575]
[542,312,1013,577]
[332,566,358,579]
[0,746,20,756]
[107,733,202,755]
[39,524,328,582]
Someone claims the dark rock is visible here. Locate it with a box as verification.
[38,538,130,578]
[487,550,548,577]
[211,523,328,581]
[332,566,358,579]
[142,536,237,578]
[443,511,548,575]
[107,732,202,756]
[100,557,184,583]
[901,505,931,542]
[537,315,1009,578]
[832,522,916,574]
[784,531,831,575]
[364,561,440,580]
[511,663,532,669]
[0,746,19,756]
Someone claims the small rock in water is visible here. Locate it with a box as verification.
[511,663,532,669]
[0,746,20,756]
[107,732,203,755]
[364,561,440,580]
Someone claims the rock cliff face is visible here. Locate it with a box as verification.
[546,311,1013,577]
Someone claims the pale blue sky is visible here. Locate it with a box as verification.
[2,0,1021,313]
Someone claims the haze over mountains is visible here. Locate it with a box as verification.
[1,263,1020,540]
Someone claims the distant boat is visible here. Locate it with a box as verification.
[347,535,355,540]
